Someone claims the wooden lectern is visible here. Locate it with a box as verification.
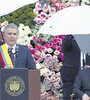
[28,70,40,100]
[0,69,40,100]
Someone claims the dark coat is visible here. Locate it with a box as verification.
[61,35,80,86]
[62,35,80,67]
[73,68,90,100]
[86,54,90,66]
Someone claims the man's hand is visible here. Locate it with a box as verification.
[83,65,90,69]
[82,94,90,100]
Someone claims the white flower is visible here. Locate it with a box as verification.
[24,26,32,34]
[29,36,33,41]
[81,0,90,3]
[0,21,8,27]
[1,21,8,32]
[36,63,41,69]
[40,68,51,76]
[54,50,60,55]
[17,23,32,45]
[40,52,46,58]
[47,48,53,53]
[1,26,5,32]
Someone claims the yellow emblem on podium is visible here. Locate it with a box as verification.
[9,80,20,92]
[5,76,25,96]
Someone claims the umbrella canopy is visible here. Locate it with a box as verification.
[38,6,90,35]
[0,0,38,16]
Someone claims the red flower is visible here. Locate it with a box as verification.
[35,43,41,50]
[30,49,36,54]
[38,38,44,43]
[33,36,37,41]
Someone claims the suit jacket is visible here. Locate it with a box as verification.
[73,68,90,99]
[86,54,90,66]
[0,44,36,69]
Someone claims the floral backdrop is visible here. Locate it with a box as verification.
[0,0,90,99]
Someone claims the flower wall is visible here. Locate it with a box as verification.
[33,0,79,24]
[28,34,64,99]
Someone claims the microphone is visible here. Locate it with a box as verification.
[8,47,12,54]
[15,46,19,56]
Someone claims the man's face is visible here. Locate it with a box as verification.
[4,27,18,47]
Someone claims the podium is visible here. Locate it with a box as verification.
[0,69,40,100]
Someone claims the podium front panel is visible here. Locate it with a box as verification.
[1,68,28,100]
[28,70,40,100]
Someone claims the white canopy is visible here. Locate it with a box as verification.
[0,0,38,16]
[38,6,90,35]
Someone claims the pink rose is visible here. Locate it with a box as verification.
[42,4,50,12]
[60,35,65,39]
[30,49,36,54]
[35,43,41,50]
[44,44,49,48]
[41,46,46,52]
[33,8,39,14]
[56,46,62,51]
[38,38,44,43]
[40,12,47,19]
[34,50,41,59]
[49,7,56,14]
[54,2,60,10]
[59,3,67,10]
[35,2,42,11]
[54,35,59,39]
[37,14,41,18]
[58,52,63,61]
[33,17,42,24]
[41,18,47,23]
[48,43,53,48]
[33,36,37,41]
[52,39,58,44]
[53,44,58,49]
[27,44,33,49]
[57,38,62,44]
[45,54,52,59]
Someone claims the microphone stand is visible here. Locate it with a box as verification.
[8,47,16,68]
[13,46,19,67]
[13,53,16,68]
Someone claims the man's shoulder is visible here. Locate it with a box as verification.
[17,44,30,53]
[17,44,28,49]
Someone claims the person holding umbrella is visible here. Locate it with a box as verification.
[73,67,90,100]
[61,35,81,100]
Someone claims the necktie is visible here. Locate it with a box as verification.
[8,47,15,66]
[10,52,14,66]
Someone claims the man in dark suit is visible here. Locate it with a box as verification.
[61,35,80,100]
[0,23,36,69]
[73,68,90,100]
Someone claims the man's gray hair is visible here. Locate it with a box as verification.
[3,23,19,34]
